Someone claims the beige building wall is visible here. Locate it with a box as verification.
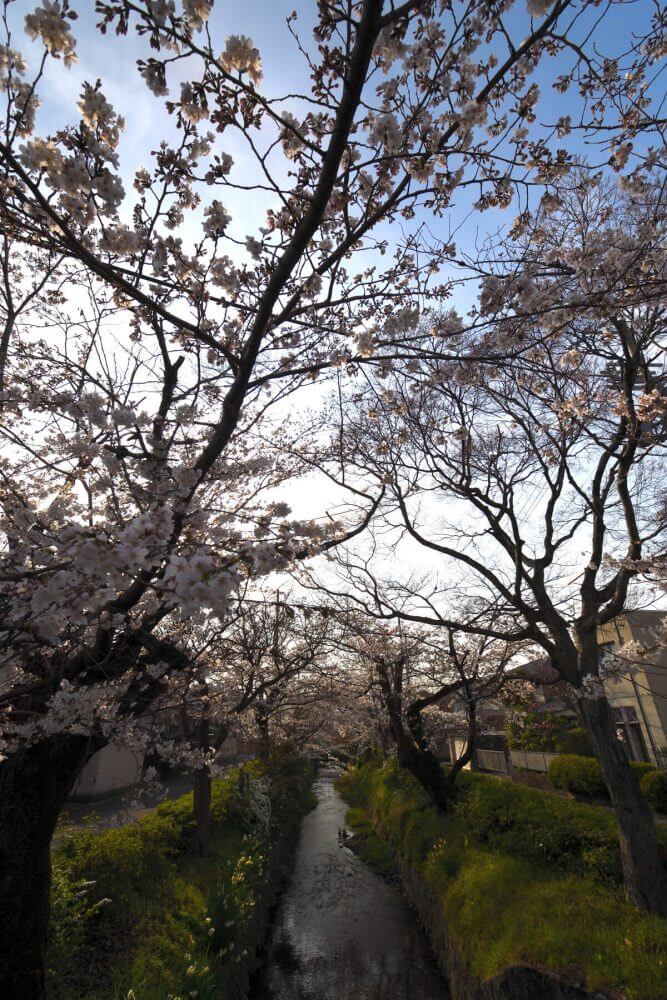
[69,744,144,801]
[600,612,667,767]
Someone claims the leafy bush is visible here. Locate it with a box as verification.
[548,754,609,799]
[641,770,667,813]
[548,754,656,802]
[455,772,623,880]
[345,807,396,877]
[505,708,574,752]
[445,850,667,1000]
[48,757,315,1000]
[338,757,667,1000]
[631,760,657,780]
[554,727,594,756]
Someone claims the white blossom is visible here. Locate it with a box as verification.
[182,0,213,31]
[203,200,231,238]
[220,35,262,85]
[368,113,402,153]
[280,112,306,159]
[24,1,77,65]
[527,0,552,15]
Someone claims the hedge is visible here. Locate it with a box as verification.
[337,756,667,1000]
[48,753,316,1000]
[548,753,656,801]
[641,770,667,814]
[555,727,594,757]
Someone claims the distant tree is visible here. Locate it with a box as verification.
[327,173,667,912]
[329,612,516,808]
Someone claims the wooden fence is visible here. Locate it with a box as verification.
[472,748,559,774]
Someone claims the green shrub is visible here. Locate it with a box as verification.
[48,757,315,1000]
[338,757,667,1000]
[454,772,622,880]
[444,849,667,1000]
[641,770,667,813]
[554,727,594,756]
[345,807,396,877]
[548,754,656,802]
[505,708,574,752]
[630,760,656,780]
[548,754,608,799]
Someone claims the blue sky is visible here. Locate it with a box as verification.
[14,0,663,276]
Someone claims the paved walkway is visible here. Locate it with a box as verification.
[53,775,194,841]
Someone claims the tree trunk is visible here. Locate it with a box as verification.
[0,735,94,1000]
[192,708,212,855]
[396,736,453,812]
[378,666,454,813]
[446,701,477,787]
[192,766,212,855]
[579,694,667,916]
[255,704,271,757]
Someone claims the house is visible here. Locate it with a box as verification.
[598,610,667,769]
[513,611,667,768]
[433,611,667,774]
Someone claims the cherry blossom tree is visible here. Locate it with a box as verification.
[0,0,665,991]
[321,171,667,912]
[334,614,516,807]
[183,592,335,849]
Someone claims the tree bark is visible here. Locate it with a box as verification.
[377,660,455,812]
[391,699,453,811]
[396,737,454,812]
[578,694,667,916]
[255,703,271,757]
[0,735,95,1000]
[192,765,212,856]
[192,708,212,855]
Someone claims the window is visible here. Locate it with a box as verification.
[611,706,648,763]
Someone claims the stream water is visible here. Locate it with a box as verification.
[254,769,449,1000]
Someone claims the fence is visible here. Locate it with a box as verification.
[508,749,559,773]
[472,748,561,774]
[473,749,509,773]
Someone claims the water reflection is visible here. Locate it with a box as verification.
[255,770,449,1000]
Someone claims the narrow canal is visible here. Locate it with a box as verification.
[255,769,449,1000]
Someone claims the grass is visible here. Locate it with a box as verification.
[344,806,396,878]
[337,755,667,1000]
[48,754,316,1000]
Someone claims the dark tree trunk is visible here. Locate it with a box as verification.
[255,704,271,757]
[446,702,477,787]
[378,660,455,813]
[396,737,454,812]
[192,709,212,855]
[392,701,453,811]
[0,735,95,1000]
[192,766,212,855]
[579,694,667,916]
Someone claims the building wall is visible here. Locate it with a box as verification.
[68,744,144,801]
[600,612,667,767]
